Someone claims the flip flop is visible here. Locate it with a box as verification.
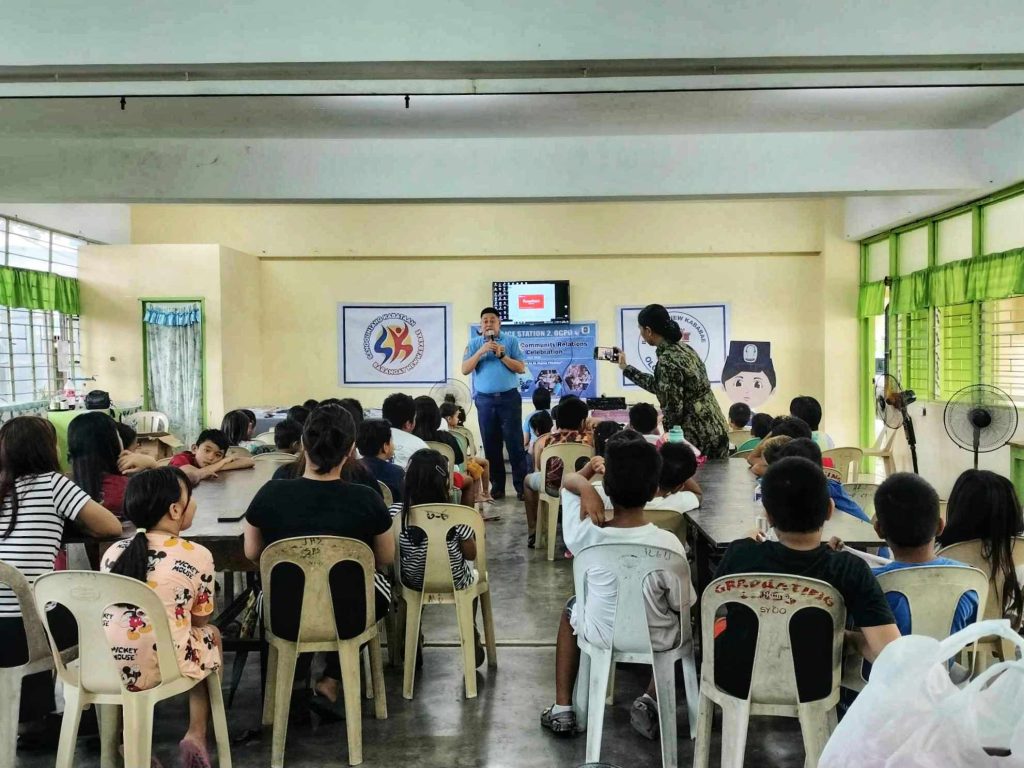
[178,738,211,768]
[307,690,345,723]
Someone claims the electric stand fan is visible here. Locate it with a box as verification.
[943,384,1019,469]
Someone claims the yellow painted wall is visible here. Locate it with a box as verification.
[78,244,228,425]
[218,246,264,409]
[77,198,859,441]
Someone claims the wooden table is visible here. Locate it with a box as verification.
[684,459,884,652]
[186,459,284,571]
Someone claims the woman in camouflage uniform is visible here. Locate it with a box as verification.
[617,304,730,459]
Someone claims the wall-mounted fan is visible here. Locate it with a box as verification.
[943,384,1019,469]
[429,379,473,418]
[874,373,920,473]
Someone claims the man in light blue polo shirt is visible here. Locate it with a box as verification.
[462,307,529,500]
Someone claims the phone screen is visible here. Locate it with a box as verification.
[593,346,618,361]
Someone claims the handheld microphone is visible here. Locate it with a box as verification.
[486,330,497,341]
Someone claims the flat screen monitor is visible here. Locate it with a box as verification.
[492,280,570,325]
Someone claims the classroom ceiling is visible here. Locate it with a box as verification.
[2,86,1024,139]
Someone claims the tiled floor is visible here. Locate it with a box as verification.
[16,494,807,767]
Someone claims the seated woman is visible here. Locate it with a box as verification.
[243,405,395,706]
[411,396,476,507]
[939,469,1024,625]
[0,416,121,744]
[69,411,157,516]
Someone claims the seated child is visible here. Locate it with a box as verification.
[858,472,978,635]
[440,402,494,512]
[221,410,274,455]
[595,440,702,515]
[102,468,222,767]
[286,404,310,426]
[116,422,140,453]
[790,395,835,450]
[592,419,622,458]
[628,402,660,444]
[714,457,899,700]
[169,428,254,482]
[540,432,695,738]
[728,402,751,431]
[746,415,812,476]
[391,449,484,666]
[357,417,406,504]
[524,396,591,549]
[273,418,303,453]
[737,412,772,452]
[775,438,870,523]
[523,387,553,448]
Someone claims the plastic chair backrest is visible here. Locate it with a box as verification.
[378,481,394,508]
[539,441,594,496]
[253,431,276,445]
[876,565,989,639]
[822,447,864,481]
[937,537,1024,629]
[731,450,753,460]
[727,430,749,447]
[842,483,879,517]
[572,543,690,655]
[32,571,183,695]
[253,451,299,462]
[130,411,169,434]
[226,446,251,459]
[260,536,376,643]
[451,426,476,457]
[402,504,486,593]
[0,560,51,667]
[424,441,457,485]
[822,466,845,482]
[870,426,899,452]
[701,573,846,705]
[643,509,687,542]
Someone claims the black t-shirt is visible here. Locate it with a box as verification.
[713,539,895,701]
[245,478,392,639]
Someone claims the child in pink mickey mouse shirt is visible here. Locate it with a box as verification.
[102,467,221,768]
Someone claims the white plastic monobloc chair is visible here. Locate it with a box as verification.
[536,442,594,561]
[842,483,879,520]
[395,503,497,699]
[0,560,67,768]
[571,543,698,768]
[260,536,387,767]
[841,565,989,691]
[694,573,846,768]
[253,431,277,445]
[128,411,169,434]
[822,447,864,484]
[32,570,231,768]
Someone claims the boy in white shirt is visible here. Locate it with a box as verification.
[382,392,428,469]
[540,431,696,738]
[593,441,702,515]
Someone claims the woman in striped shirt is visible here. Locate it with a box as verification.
[0,416,121,735]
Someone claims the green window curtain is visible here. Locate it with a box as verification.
[965,248,1024,302]
[858,280,887,318]
[930,260,971,308]
[891,270,931,314]
[0,266,80,314]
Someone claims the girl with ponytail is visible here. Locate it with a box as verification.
[611,303,731,459]
[242,403,395,707]
[101,467,222,767]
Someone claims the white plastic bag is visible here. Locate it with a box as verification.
[820,619,1024,767]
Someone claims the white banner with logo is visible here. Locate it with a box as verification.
[617,304,730,387]
[338,303,452,386]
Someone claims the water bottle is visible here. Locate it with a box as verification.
[667,426,685,443]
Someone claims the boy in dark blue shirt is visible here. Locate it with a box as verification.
[357,418,405,504]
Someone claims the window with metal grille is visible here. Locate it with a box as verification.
[0,217,87,404]
[938,303,978,399]
[981,296,1024,401]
